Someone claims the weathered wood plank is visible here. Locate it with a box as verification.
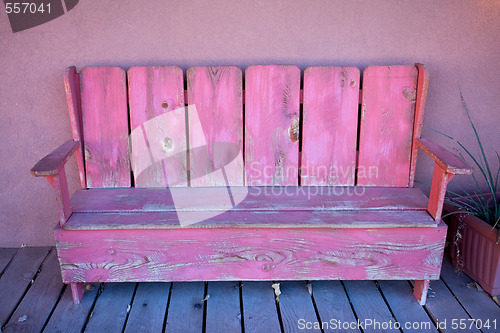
[43,284,99,333]
[279,281,320,332]
[64,209,436,230]
[128,66,187,187]
[0,248,17,274]
[205,281,241,332]
[83,283,136,333]
[409,63,429,186]
[70,187,430,213]
[81,67,130,188]
[302,66,360,186]
[0,247,51,327]
[378,280,438,333]
[311,281,360,333]
[164,282,205,333]
[3,251,64,333]
[245,65,301,186]
[55,224,446,283]
[241,281,281,333]
[417,138,472,174]
[343,281,399,333]
[422,279,481,333]
[30,140,79,176]
[439,260,500,333]
[187,66,244,186]
[65,66,86,188]
[358,65,418,187]
[124,282,170,333]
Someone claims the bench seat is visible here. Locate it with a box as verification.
[65,187,437,229]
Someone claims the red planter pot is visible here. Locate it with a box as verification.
[446,212,500,296]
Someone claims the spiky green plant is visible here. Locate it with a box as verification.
[438,93,500,231]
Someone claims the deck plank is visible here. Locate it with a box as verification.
[165,282,205,333]
[422,279,481,333]
[43,284,99,333]
[343,280,399,333]
[439,260,500,333]
[279,281,320,332]
[0,247,51,327]
[311,281,360,333]
[378,280,437,333]
[83,283,136,333]
[241,281,281,333]
[3,251,64,333]
[0,248,17,274]
[205,281,241,332]
[124,282,170,333]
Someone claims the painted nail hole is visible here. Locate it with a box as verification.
[349,80,356,87]
[162,101,169,109]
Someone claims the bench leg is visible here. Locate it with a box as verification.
[414,280,430,305]
[70,283,85,304]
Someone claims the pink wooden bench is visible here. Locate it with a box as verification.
[31,64,471,305]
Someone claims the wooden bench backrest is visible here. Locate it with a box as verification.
[64,64,428,189]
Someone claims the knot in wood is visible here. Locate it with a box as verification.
[162,137,174,152]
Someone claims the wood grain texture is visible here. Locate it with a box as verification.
[311,281,360,333]
[343,281,400,333]
[302,67,360,186]
[0,247,51,327]
[165,282,205,333]
[65,66,86,188]
[241,282,281,333]
[43,283,99,333]
[358,65,418,187]
[83,283,136,333]
[187,66,244,186]
[70,187,430,213]
[378,280,438,333]
[439,260,500,333]
[64,210,436,230]
[46,168,72,226]
[2,251,64,333]
[409,63,429,186]
[128,66,187,187]
[422,280,482,333]
[245,65,300,186]
[427,164,455,221]
[205,281,241,332]
[55,224,446,283]
[0,248,17,274]
[417,138,472,174]
[124,282,170,333]
[81,67,130,188]
[278,281,320,332]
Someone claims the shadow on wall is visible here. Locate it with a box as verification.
[4,0,79,32]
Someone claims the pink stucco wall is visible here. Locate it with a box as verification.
[1,1,499,247]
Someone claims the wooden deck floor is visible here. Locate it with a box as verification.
[0,247,498,333]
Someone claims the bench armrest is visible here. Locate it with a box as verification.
[31,140,79,226]
[416,138,472,175]
[31,140,79,177]
[416,137,472,221]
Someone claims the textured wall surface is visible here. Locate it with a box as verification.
[1,0,499,246]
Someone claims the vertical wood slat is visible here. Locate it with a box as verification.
[409,63,430,186]
[64,66,86,188]
[81,67,130,188]
[187,66,244,186]
[245,65,301,186]
[128,66,186,187]
[302,66,360,186]
[358,65,418,187]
